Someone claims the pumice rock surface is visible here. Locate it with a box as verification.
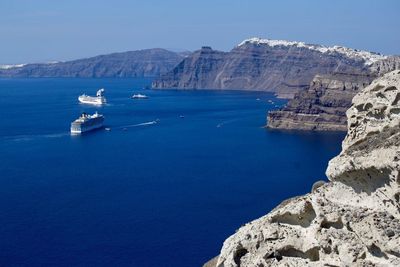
[214,70,400,266]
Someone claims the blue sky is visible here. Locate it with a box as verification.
[1,0,399,64]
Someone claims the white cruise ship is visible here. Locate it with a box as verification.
[70,112,104,134]
[78,88,106,105]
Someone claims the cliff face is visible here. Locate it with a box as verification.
[0,49,185,78]
[151,47,228,89]
[152,37,400,131]
[213,70,400,267]
[370,56,400,75]
[268,73,375,131]
[268,57,400,131]
[153,38,379,98]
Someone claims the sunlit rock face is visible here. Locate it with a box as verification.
[152,38,380,98]
[267,56,400,131]
[268,72,374,131]
[215,70,400,267]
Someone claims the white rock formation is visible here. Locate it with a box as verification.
[0,63,26,69]
[216,70,400,266]
[238,37,388,66]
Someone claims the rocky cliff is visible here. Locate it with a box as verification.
[0,48,185,78]
[152,46,228,89]
[153,38,386,98]
[268,56,400,131]
[153,37,400,131]
[209,70,400,266]
[268,73,375,131]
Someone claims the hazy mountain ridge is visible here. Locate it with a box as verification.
[0,48,186,78]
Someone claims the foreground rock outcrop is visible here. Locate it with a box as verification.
[214,70,400,266]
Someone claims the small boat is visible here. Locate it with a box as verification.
[256,98,261,101]
[78,88,106,105]
[105,127,111,131]
[179,115,185,118]
[132,94,148,99]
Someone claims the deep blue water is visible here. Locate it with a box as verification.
[0,78,345,267]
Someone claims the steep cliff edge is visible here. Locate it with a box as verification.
[153,38,379,98]
[267,56,400,131]
[212,70,400,266]
[151,46,227,89]
[268,73,375,131]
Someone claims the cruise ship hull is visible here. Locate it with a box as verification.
[70,123,104,134]
[78,95,106,105]
[70,113,104,134]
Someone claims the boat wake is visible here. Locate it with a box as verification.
[3,132,70,142]
[117,120,159,130]
[216,118,241,128]
[2,120,159,141]
[102,103,124,107]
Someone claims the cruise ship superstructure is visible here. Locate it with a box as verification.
[70,112,104,134]
[78,88,106,105]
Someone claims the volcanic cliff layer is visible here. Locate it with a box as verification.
[207,70,400,266]
[267,72,375,131]
[153,38,389,97]
[268,57,400,131]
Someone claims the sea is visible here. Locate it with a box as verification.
[0,78,345,267]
